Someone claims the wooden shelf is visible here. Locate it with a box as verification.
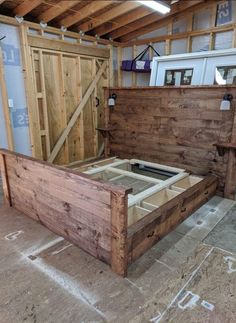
[214,142,236,157]
[214,142,236,149]
[96,127,115,139]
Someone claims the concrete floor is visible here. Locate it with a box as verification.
[0,186,236,322]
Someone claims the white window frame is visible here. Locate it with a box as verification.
[150,48,236,86]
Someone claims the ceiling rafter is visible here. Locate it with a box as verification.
[37,1,81,23]
[59,1,112,28]
[109,12,161,40]
[14,0,43,17]
[119,0,206,42]
[94,6,154,37]
[77,1,142,33]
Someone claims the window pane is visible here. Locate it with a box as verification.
[165,69,193,86]
[214,66,236,85]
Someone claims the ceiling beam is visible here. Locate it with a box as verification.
[0,0,6,4]
[92,6,154,37]
[37,1,81,23]
[77,2,141,33]
[119,0,206,42]
[59,1,112,28]
[109,12,161,40]
[14,0,43,16]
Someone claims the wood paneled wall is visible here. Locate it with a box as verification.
[106,86,236,195]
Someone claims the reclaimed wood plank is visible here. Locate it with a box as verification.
[111,191,128,276]
[0,149,130,266]
[107,87,236,197]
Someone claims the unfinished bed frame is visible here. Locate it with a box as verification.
[0,149,218,276]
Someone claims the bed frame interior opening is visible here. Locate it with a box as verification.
[71,157,203,227]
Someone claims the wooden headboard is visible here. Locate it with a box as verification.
[105,86,236,198]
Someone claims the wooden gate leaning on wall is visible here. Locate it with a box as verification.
[21,28,110,165]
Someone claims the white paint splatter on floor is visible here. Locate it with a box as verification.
[25,237,64,257]
[224,256,236,274]
[201,300,215,311]
[51,243,72,255]
[4,230,24,240]
[150,247,214,323]
[178,291,200,310]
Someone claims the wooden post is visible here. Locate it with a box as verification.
[149,42,153,60]
[19,25,42,159]
[111,191,128,277]
[58,53,69,164]
[224,101,236,199]
[77,56,84,160]
[132,45,137,86]
[232,28,236,48]
[165,22,172,55]
[209,32,215,51]
[224,148,236,199]
[0,153,11,206]
[92,58,98,157]
[187,14,193,53]
[104,88,110,158]
[117,47,122,87]
[0,49,14,151]
[39,50,51,159]
[108,44,114,87]
[209,2,216,51]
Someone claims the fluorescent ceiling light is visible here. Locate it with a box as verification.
[137,1,170,14]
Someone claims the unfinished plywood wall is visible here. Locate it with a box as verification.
[106,86,236,195]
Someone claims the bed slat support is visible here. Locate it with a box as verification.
[127,175,218,264]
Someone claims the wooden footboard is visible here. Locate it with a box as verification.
[0,149,218,277]
[0,149,130,276]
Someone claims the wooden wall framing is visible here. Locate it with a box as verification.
[19,26,110,164]
[0,13,117,163]
[0,47,14,150]
[119,1,236,87]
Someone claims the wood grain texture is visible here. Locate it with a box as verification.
[223,101,236,199]
[0,149,129,265]
[111,191,128,276]
[0,154,11,206]
[30,47,109,164]
[28,35,110,59]
[107,87,236,196]
[0,49,14,150]
[127,175,218,264]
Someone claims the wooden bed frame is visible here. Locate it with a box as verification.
[0,149,218,276]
